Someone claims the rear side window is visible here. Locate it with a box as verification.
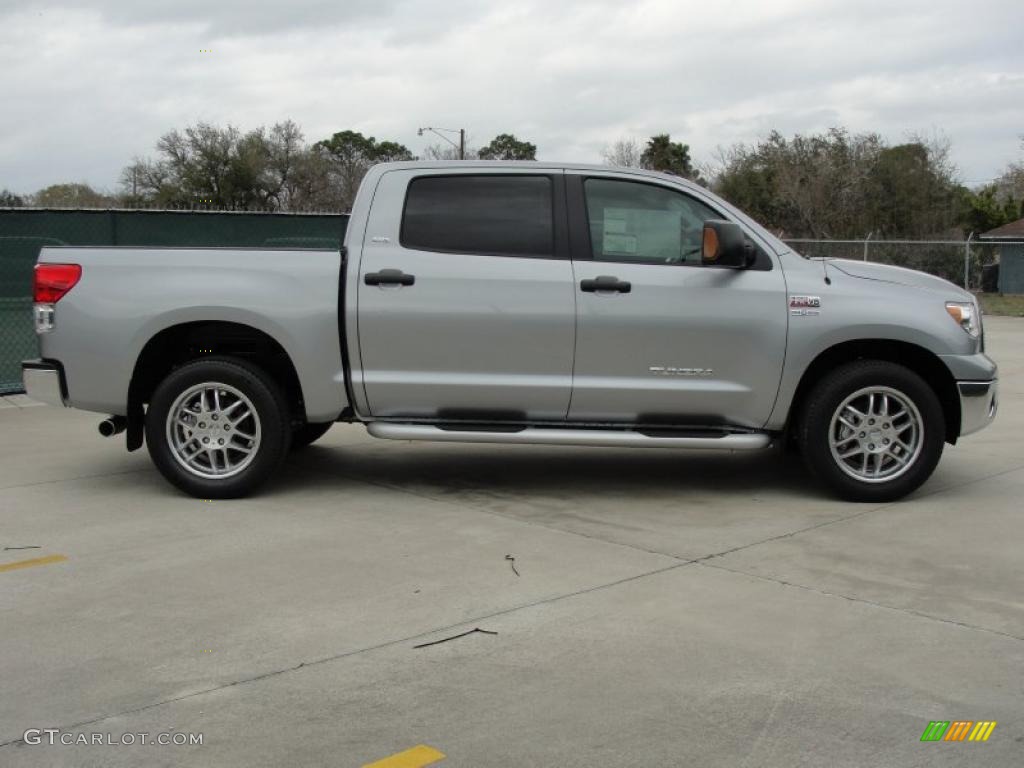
[401,175,554,257]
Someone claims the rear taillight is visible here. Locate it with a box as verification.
[34,263,81,303]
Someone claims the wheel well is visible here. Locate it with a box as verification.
[128,322,306,440]
[787,340,960,445]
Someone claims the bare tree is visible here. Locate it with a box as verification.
[159,123,239,203]
[991,137,1024,206]
[0,189,25,207]
[260,120,305,209]
[288,146,347,211]
[118,120,363,211]
[32,183,113,208]
[420,141,478,161]
[120,156,180,207]
[994,162,1024,204]
[711,127,966,239]
[602,138,642,168]
[313,130,415,210]
[121,122,247,208]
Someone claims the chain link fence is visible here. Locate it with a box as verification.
[782,238,1022,292]
[0,209,348,394]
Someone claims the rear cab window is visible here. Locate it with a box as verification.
[400,175,554,258]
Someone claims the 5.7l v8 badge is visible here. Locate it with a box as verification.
[789,295,821,316]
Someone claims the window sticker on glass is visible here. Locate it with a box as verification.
[602,208,681,260]
[603,232,637,254]
[603,214,636,254]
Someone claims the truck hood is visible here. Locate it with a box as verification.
[825,258,971,299]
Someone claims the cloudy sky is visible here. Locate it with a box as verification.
[1,0,1022,194]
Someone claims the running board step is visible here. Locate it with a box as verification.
[365,423,771,451]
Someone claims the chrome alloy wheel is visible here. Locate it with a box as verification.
[828,386,923,483]
[165,382,262,479]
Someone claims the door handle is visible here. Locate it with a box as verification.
[580,275,631,293]
[365,269,415,287]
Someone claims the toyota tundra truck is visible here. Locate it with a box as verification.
[21,161,998,501]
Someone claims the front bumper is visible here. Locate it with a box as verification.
[958,379,997,437]
[21,360,68,407]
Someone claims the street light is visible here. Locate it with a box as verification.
[417,126,465,160]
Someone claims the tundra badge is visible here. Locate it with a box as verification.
[649,366,714,377]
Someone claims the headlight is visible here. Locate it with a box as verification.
[946,301,980,338]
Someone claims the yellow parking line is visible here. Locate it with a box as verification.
[0,554,68,573]
[362,745,446,768]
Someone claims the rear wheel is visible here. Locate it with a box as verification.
[145,358,291,498]
[799,360,945,502]
[291,421,333,450]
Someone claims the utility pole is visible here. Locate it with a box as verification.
[964,232,974,290]
[418,126,467,160]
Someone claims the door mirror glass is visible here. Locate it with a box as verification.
[702,220,754,268]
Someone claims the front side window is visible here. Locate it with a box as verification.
[401,175,553,257]
[583,178,719,265]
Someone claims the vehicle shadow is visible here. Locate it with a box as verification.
[272,439,819,500]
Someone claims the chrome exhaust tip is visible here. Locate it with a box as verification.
[98,416,127,437]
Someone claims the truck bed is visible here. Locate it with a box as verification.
[35,246,348,421]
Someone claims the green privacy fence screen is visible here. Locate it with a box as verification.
[0,209,348,394]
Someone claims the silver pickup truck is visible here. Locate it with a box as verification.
[22,161,997,501]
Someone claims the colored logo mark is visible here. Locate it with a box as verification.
[921,720,996,742]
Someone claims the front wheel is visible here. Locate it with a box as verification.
[145,358,291,498]
[799,360,945,502]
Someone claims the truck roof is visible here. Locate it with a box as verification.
[370,160,705,193]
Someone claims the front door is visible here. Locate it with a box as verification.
[356,170,575,422]
[567,174,788,429]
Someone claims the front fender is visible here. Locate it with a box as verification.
[767,266,976,430]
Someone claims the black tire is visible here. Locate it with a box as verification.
[145,357,291,498]
[799,360,945,502]
[291,421,333,450]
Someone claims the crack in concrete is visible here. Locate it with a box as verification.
[0,560,691,749]
[693,462,1024,565]
[699,560,1024,643]
[0,467,150,492]
[333,459,1024,650]
[342,460,1024,572]
[334,471,693,563]
[684,462,1024,645]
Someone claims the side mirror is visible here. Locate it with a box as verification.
[702,220,755,268]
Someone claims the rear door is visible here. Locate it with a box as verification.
[355,169,576,422]
[567,173,788,428]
